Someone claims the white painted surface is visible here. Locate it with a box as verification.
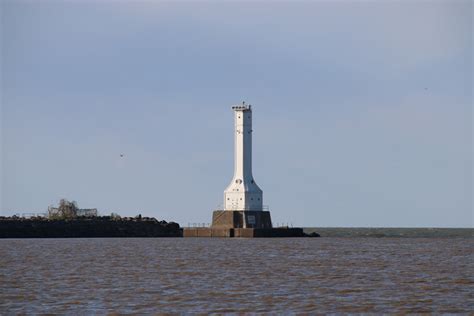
[224,103,263,211]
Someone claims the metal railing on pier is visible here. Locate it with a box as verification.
[184,222,294,228]
[187,223,211,228]
[214,205,270,211]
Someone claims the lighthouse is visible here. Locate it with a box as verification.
[223,103,263,211]
[182,102,307,237]
[209,102,272,230]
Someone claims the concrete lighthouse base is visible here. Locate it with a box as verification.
[211,210,272,229]
[182,210,306,238]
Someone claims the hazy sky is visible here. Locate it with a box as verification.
[1,0,472,227]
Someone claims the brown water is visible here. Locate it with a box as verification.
[1,238,473,313]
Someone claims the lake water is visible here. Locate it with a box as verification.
[1,237,473,313]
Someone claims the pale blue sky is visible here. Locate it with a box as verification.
[1,0,472,227]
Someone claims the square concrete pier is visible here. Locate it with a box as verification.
[183,227,305,238]
[183,210,305,238]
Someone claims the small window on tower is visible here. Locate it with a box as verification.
[240,198,242,200]
[251,198,254,200]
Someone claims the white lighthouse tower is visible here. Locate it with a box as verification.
[223,102,263,211]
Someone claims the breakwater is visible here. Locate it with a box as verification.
[0,216,181,238]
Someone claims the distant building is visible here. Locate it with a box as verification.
[76,209,98,217]
[48,199,98,218]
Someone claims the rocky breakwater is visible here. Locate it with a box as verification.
[0,216,182,238]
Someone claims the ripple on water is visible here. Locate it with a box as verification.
[0,237,473,313]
